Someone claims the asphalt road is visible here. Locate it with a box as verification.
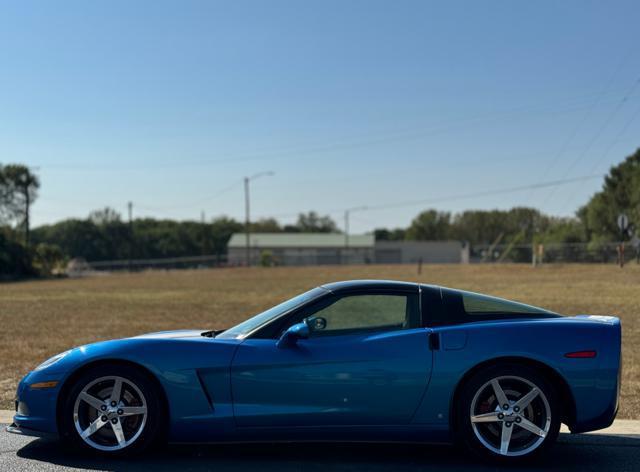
[1,425,639,472]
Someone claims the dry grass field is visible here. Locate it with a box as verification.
[0,264,638,420]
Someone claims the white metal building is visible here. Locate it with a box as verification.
[227,233,469,266]
[227,233,375,266]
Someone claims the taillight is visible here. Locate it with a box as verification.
[565,350,597,358]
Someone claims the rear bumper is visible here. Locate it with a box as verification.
[569,316,622,433]
[570,397,618,433]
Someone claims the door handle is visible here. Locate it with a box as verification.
[429,332,440,350]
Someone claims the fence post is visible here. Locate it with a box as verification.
[531,242,536,267]
[617,243,625,268]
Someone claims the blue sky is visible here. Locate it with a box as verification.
[1,0,639,233]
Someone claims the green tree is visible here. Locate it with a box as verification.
[32,219,109,261]
[1,164,40,247]
[89,207,122,226]
[579,148,640,241]
[290,211,339,233]
[210,217,243,257]
[250,218,282,232]
[449,207,548,246]
[0,168,12,224]
[373,227,406,241]
[406,210,451,240]
[537,218,586,245]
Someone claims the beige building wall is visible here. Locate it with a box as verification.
[374,241,466,264]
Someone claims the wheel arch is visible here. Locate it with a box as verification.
[450,356,577,431]
[56,358,170,439]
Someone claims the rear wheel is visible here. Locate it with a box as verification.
[60,364,163,455]
[455,364,560,462]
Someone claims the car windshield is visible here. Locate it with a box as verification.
[216,287,327,339]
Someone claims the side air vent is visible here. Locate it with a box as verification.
[195,371,215,410]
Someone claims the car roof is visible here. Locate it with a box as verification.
[320,279,422,293]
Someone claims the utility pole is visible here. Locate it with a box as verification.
[244,172,274,267]
[201,210,206,256]
[128,201,133,272]
[24,183,30,249]
[244,177,250,267]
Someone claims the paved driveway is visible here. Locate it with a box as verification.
[1,425,639,472]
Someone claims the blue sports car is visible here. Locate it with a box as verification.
[8,280,621,462]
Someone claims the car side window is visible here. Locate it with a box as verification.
[304,293,418,336]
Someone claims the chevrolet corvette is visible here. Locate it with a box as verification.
[8,280,621,462]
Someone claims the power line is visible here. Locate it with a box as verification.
[256,174,603,221]
[588,99,640,175]
[540,76,640,207]
[525,49,634,202]
[35,87,637,173]
[363,175,604,212]
[560,97,640,212]
[145,179,245,211]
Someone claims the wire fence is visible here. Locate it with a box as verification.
[472,241,640,264]
[71,240,640,274]
[72,254,230,274]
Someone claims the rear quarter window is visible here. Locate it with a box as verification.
[425,286,559,327]
[461,291,554,316]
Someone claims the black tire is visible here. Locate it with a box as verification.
[454,364,560,463]
[59,364,164,456]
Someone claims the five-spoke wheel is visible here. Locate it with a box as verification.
[456,365,560,461]
[61,364,163,455]
[470,376,551,456]
[73,376,148,451]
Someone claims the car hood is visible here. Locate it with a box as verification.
[35,328,239,377]
[130,329,210,339]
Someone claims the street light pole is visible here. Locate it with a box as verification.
[344,210,349,249]
[344,206,368,249]
[244,171,274,267]
[343,206,368,264]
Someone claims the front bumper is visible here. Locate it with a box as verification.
[6,422,58,440]
[11,370,66,437]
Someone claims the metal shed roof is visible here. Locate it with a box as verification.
[228,232,374,248]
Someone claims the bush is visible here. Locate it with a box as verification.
[32,243,66,276]
[0,230,35,278]
[260,250,274,267]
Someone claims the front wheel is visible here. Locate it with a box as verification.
[60,364,164,455]
[455,364,560,462]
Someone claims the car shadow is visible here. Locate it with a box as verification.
[16,433,640,472]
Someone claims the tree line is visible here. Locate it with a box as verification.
[31,210,338,264]
[1,147,639,277]
[387,148,640,249]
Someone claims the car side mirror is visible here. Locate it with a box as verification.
[307,316,327,331]
[276,322,310,349]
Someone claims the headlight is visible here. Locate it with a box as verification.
[34,350,70,371]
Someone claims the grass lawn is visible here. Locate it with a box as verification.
[0,263,638,419]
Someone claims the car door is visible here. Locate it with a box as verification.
[230,289,433,427]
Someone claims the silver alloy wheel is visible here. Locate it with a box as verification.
[73,375,148,452]
[469,375,551,457]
